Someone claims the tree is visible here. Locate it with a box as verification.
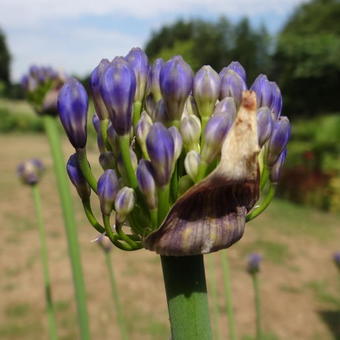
[272,0,340,116]
[0,27,11,87]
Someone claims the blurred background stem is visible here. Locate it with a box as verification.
[32,185,58,340]
[220,251,237,340]
[104,251,129,340]
[161,255,212,340]
[252,273,263,340]
[43,115,91,340]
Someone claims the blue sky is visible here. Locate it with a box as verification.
[1,0,309,81]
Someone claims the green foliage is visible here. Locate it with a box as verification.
[145,17,271,81]
[0,27,10,87]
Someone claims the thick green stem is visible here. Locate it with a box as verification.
[32,185,58,340]
[82,199,105,234]
[157,184,170,224]
[252,274,263,340]
[161,255,212,340]
[43,115,91,340]
[76,148,98,193]
[104,252,129,340]
[220,251,237,340]
[246,184,276,222]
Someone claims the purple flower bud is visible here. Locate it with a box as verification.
[270,148,287,183]
[160,56,193,122]
[333,252,340,270]
[180,114,201,152]
[17,159,45,186]
[58,78,88,149]
[99,152,115,170]
[250,74,273,108]
[95,234,113,253]
[154,99,167,123]
[66,154,91,199]
[100,58,136,135]
[145,95,157,120]
[92,113,101,134]
[126,47,149,101]
[201,113,233,163]
[267,117,291,166]
[90,59,110,119]
[115,187,135,222]
[146,122,175,186]
[168,126,183,161]
[221,61,246,82]
[257,107,273,147]
[220,69,246,107]
[107,123,119,155]
[97,169,120,215]
[270,81,282,119]
[247,253,262,274]
[193,65,221,118]
[213,97,237,119]
[136,112,153,152]
[184,150,200,181]
[137,160,157,209]
[147,58,164,102]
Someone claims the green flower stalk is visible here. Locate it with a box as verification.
[17,159,58,340]
[56,48,291,340]
[21,67,91,340]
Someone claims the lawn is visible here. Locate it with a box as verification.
[0,133,339,340]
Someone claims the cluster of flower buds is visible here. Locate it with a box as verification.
[57,47,291,255]
[21,65,66,115]
[17,159,45,186]
[247,253,262,275]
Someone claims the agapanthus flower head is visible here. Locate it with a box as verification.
[66,154,91,199]
[58,78,88,149]
[100,58,136,135]
[247,253,262,274]
[59,47,290,255]
[17,159,45,186]
[160,56,193,122]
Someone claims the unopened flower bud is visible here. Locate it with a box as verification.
[90,59,110,119]
[269,81,282,119]
[100,58,136,135]
[183,96,199,116]
[213,97,237,119]
[126,47,149,101]
[184,150,200,181]
[267,117,291,166]
[220,69,246,107]
[160,56,193,122]
[257,107,273,147]
[66,154,91,199]
[168,126,183,161]
[58,78,88,149]
[99,152,115,170]
[147,58,164,102]
[270,149,287,183]
[97,169,120,215]
[247,253,262,274]
[201,113,233,163]
[220,61,246,82]
[137,160,157,209]
[250,74,272,109]
[180,114,201,152]
[107,123,120,155]
[115,187,135,222]
[136,112,153,153]
[92,113,101,134]
[95,234,113,253]
[193,65,220,118]
[17,159,45,186]
[146,122,175,186]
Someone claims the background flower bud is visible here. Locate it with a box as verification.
[247,253,262,274]
[221,61,246,82]
[193,65,221,118]
[160,56,193,122]
[168,126,183,161]
[180,113,201,152]
[17,159,45,186]
[58,78,88,149]
[147,58,164,102]
[99,152,115,170]
[333,252,340,271]
[146,122,175,186]
[137,160,157,209]
[90,59,110,119]
[269,81,282,119]
[201,113,233,163]
[270,148,287,183]
[136,112,153,154]
[107,123,120,155]
[95,234,113,253]
[184,150,200,181]
[126,47,149,101]
[100,59,136,135]
[257,107,273,147]
[267,117,291,166]
[115,187,135,222]
[97,169,120,215]
[66,154,91,199]
[220,69,246,107]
